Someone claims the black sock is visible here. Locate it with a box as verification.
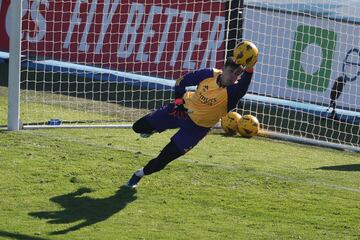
[143,141,184,175]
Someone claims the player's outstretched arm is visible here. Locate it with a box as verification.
[174,69,214,98]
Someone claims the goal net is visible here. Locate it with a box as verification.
[2,0,359,151]
[240,0,359,151]
[3,0,231,127]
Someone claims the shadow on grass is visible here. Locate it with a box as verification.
[212,132,255,139]
[29,185,137,235]
[317,164,360,172]
[0,230,50,240]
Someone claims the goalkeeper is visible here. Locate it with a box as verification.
[126,41,258,188]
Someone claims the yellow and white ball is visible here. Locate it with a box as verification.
[221,112,242,135]
[232,40,259,69]
[237,114,260,138]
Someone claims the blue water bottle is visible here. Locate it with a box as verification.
[48,119,61,125]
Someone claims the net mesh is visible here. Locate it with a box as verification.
[7,0,359,149]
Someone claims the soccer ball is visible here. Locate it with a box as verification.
[221,112,242,135]
[232,40,259,69]
[237,114,260,138]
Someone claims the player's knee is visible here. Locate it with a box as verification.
[162,141,185,158]
[132,118,144,133]
[132,117,154,134]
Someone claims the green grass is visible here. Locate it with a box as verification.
[0,128,359,240]
[0,87,148,126]
[1,86,360,239]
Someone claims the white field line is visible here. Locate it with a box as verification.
[24,131,360,193]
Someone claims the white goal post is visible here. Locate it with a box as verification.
[7,0,22,131]
[3,0,359,152]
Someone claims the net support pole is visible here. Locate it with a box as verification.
[225,0,243,58]
[8,0,22,131]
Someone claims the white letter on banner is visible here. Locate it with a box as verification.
[170,11,194,66]
[27,0,49,43]
[64,0,83,49]
[183,13,210,69]
[95,0,121,53]
[136,5,162,62]
[79,0,97,52]
[5,0,29,39]
[200,16,225,68]
[118,3,144,59]
[154,8,178,63]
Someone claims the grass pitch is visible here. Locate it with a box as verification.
[0,87,360,239]
[0,128,359,240]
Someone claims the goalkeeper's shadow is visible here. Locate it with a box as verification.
[316,164,360,172]
[211,131,246,138]
[28,185,137,235]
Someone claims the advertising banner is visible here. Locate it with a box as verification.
[244,7,360,111]
[0,0,226,79]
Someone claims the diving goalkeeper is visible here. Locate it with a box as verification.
[126,41,258,188]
